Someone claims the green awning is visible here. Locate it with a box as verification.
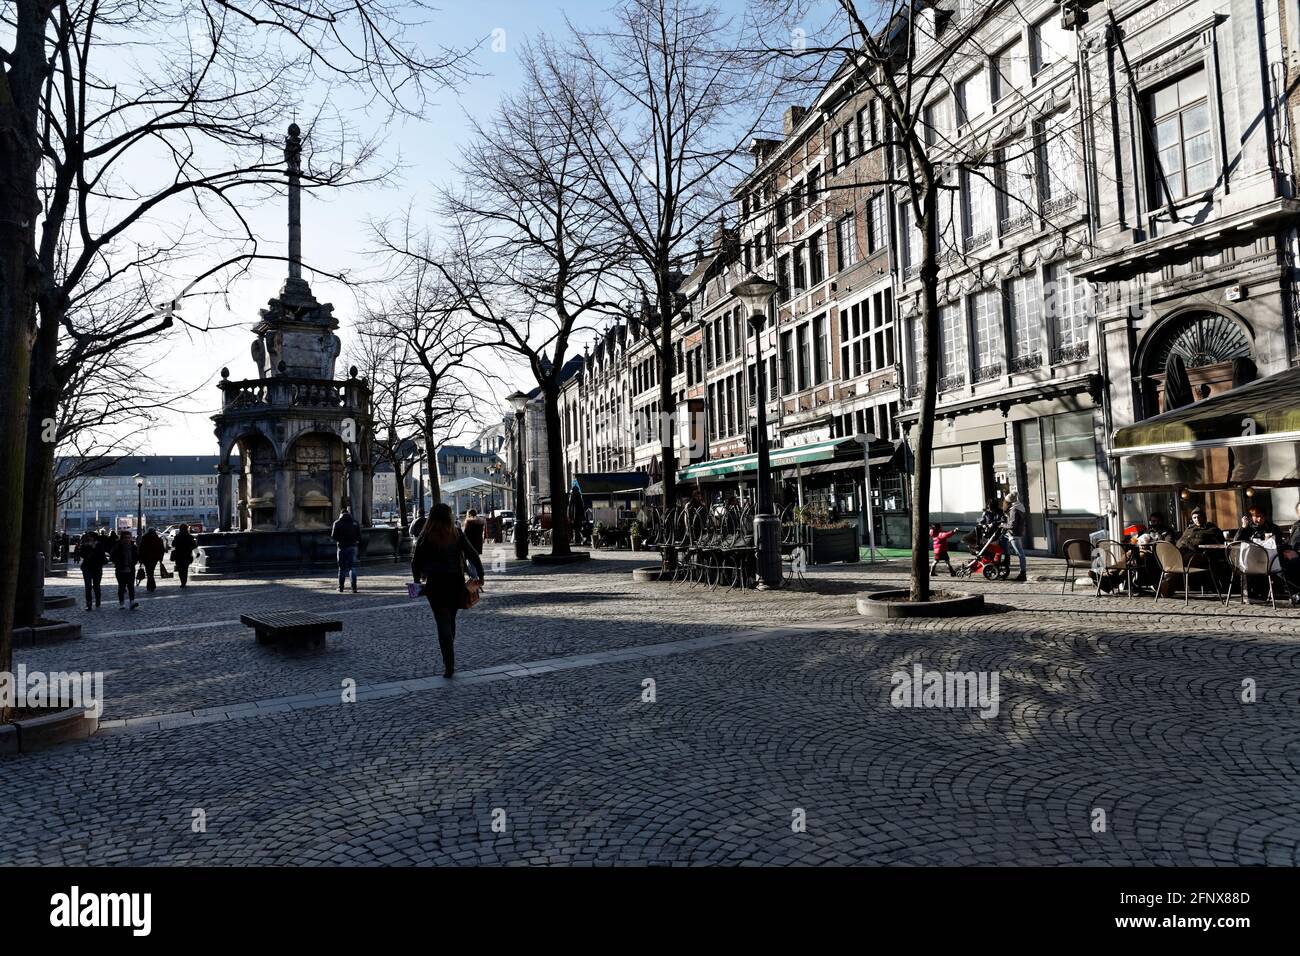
[678,437,861,481]
[1112,364,1300,456]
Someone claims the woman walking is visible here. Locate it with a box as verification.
[109,529,141,610]
[411,503,484,678]
[76,532,108,610]
[171,524,197,588]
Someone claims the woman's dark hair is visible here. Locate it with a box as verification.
[419,502,456,546]
[179,524,189,532]
[930,523,942,533]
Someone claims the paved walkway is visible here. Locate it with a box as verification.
[3,547,1298,865]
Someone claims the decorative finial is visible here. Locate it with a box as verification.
[220,366,229,380]
[348,365,358,379]
[285,123,302,281]
[277,359,287,373]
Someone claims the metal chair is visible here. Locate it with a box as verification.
[1060,538,1091,594]
[1224,542,1290,609]
[1152,540,1220,605]
[1092,539,1132,597]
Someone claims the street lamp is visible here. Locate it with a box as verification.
[133,474,144,535]
[508,390,529,560]
[730,274,782,589]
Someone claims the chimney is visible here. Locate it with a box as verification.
[783,105,807,136]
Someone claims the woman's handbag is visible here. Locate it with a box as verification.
[135,565,146,582]
[159,561,171,579]
[406,581,424,599]
[461,578,482,609]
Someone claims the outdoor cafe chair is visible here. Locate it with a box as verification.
[1060,538,1092,594]
[1223,541,1290,610]
[1152,540,1220,606]
[1092,539,1133,598]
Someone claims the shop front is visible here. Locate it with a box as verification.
[1111,364,1300,537]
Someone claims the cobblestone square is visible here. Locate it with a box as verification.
[3,547,1298,866]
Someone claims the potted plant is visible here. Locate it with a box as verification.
[629,520,643,551]
[593,521,607,549]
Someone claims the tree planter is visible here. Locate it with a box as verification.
[856,589,986,619]
[10,706,99,752]
[631,565,670,583]
[12,618,82,647]
[808,526,859,564]
[43,594,77,610]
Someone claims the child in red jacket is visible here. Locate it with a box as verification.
[930,523,959,576]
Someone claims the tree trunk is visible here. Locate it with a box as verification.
[543,382,571,556]
[14,299,60,627]
[0,0,55,706]
[908,183,941,603]
[394,458,410,536]
[657,279,677,571]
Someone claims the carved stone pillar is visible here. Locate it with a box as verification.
[348,463,364,522]
[275,465,294,529]
[360,465,373,527]
[217,465,233,532]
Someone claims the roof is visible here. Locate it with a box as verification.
[1112,364,1300,456]
[55,455,240,478]
[678,437,877,481]
[572,472,651,496]
[441,476,507,494]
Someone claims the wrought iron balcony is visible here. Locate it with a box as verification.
[973,362,1003,383]
[219,377,357,412]
[965,229,992,252]
[1008,352,1043,373]
[903,264,919,281]
[938,373,966,392]
[1041,193,1078,217]
[906,383,922,398]
[1051,341,1090,365]
[999,212,1035,235]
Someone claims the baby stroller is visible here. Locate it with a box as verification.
[958,526,1011,580]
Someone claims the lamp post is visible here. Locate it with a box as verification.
[133,474,144,535]
[730,275,782,589]
[859,432,879,563]
[508,390,529,560]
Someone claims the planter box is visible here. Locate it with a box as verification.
[808,526,859,564]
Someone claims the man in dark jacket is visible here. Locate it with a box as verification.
[76,533,108,610]
[171,525,198,588]
[139,527,166,591]
[331,507,363,593]
[109,530,141,609]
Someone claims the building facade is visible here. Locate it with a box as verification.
[57,456,238,532]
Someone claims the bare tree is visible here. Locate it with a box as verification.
[555,0,780,561]
[388,49,628,558]
[352,319,420,534]
[0,0,470,713]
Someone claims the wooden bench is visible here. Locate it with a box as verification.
[239,610,342,648]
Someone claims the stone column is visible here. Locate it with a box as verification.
[349,463,364,522]
[361,465,373,527]
[217,464,233,532]
[275,465,294,529]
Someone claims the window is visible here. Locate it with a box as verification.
[790,181,803,216]
[957,69,988,126]
[1007,274,1043,360]
[866,193,886,253]
[796,323,810,391]
[1149,70,1214,203]
[743,240,752,270]
[1038,120,1076,205]
[939,305,965,384]
[830,130,841,173]
[971,289,1002,375]
[813,313,830,384]
[963,169,992,246]
[841,121,853,166]
[777,254,791,302]
[856,107,868,156]
[1047,263,1091,352]
[1031,13,1071,75]
[807,165,821,204]
[991,39,1024,102]
[793,243,806,292]
[924,96,952,146]
[897,202,913,270]
[871,287,895,371]
[997,139,1035,225]
[835,214,857,270]
[780,330,795,394]
[723,309,733,360]
[776,195,787,227]
[809,230,825,285]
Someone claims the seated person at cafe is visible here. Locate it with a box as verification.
[1176,506,1227,589]
[1143,512,1176,543]
[1234,506,1284,543]
[1282,502,1300,599]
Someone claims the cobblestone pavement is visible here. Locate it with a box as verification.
[3,547,1299,865]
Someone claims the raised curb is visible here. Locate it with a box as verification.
[531,551,592,565]
[631,565,670,583]
[12,619,82,648]
[12,706,99,752]
[856,589,986,619]
[43,595,77,610]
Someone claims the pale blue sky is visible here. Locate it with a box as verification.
[137,0,838,453]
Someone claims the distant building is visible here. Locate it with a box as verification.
[57,455,239,532]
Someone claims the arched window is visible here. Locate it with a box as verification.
[1141,311,1251,415]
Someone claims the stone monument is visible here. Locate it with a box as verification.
[195,123,399,573]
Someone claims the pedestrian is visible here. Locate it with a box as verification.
[1004,492,1028,582]
[331,506,363,593]
[411,502,484,678]
[929,523,958,577]
[139,527,165,591]
[171,524,197,588]
[409,512,427,539]
[76,532,108,610]
[109,529,141,609]
[462,508,485,554]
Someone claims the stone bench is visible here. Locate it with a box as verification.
[239,610,341,648]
